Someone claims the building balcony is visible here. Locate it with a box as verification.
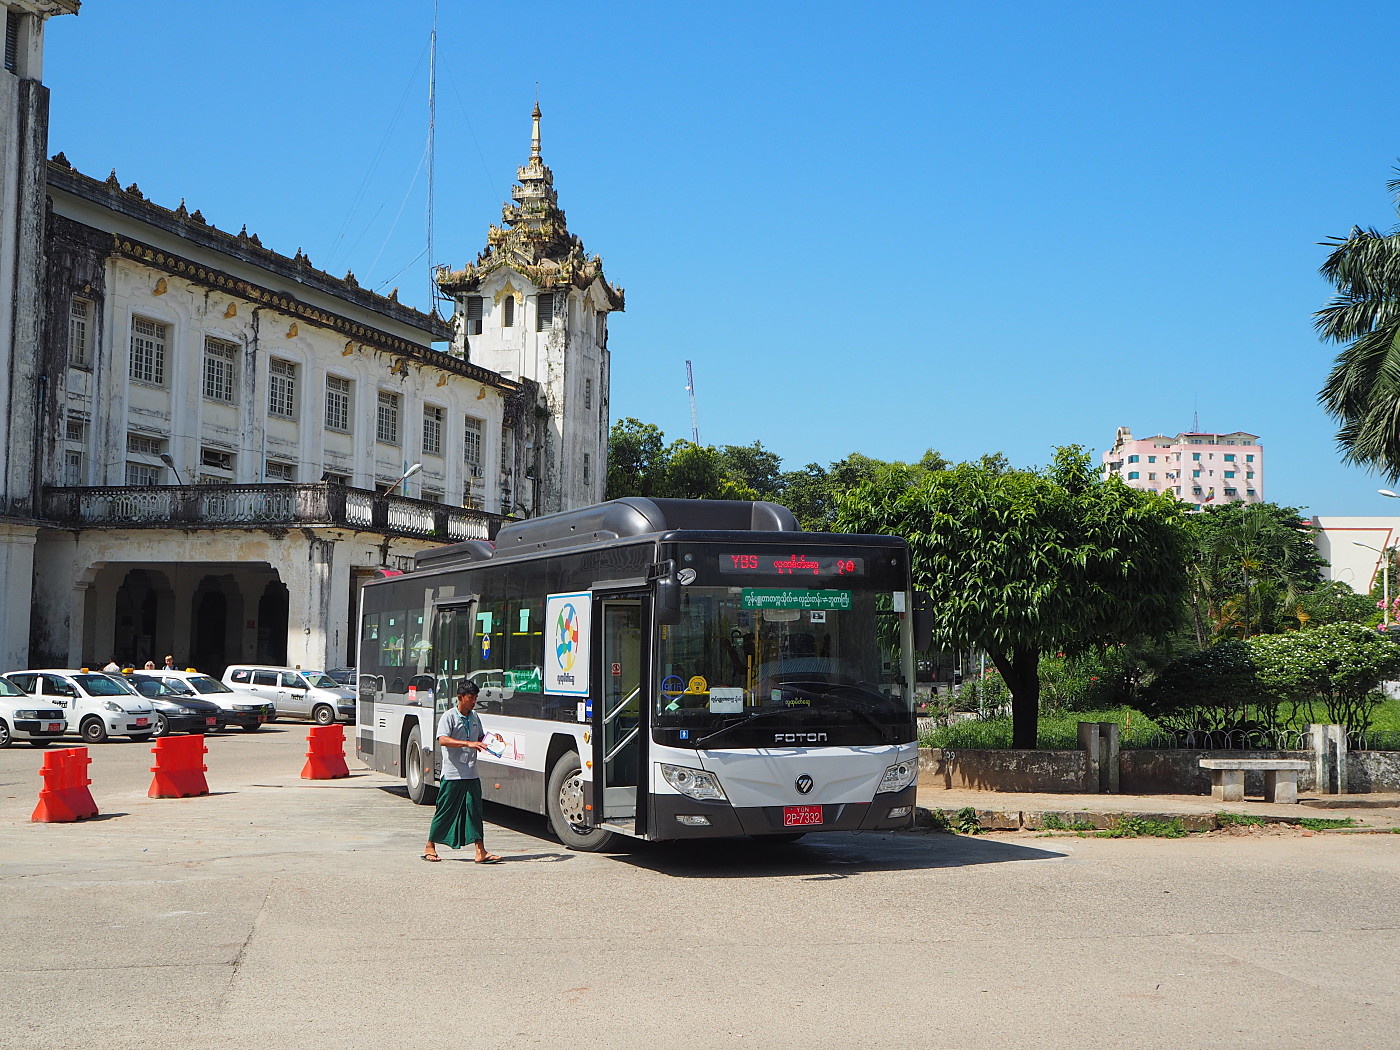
[41,483,506,542]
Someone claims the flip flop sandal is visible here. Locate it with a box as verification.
[421,853,442,862]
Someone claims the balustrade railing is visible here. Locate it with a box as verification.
[43,483,502,541]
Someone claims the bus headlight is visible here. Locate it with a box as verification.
[878,760,917,793]
[660,763,727,801]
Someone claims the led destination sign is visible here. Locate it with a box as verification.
[718,554,866,577]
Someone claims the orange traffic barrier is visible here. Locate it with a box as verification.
[148,734,209,798]
[31,747,99,822]
[301,723,350,780]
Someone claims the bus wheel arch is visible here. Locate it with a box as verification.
[545,745,614,852]
[403,724,436,806]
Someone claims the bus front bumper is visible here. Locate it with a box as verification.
[650,784,917,840]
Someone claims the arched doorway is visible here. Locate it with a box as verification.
[113,569,173,667]
[256,580,289,665]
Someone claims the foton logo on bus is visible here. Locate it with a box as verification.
[775,732,828,744]
[545,592,591,696]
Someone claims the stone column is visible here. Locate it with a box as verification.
[0,525,37,670]
[1078,722,1101,794]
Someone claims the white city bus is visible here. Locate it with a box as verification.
[355,497,924,850]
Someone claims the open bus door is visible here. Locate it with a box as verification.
[590,593,646,835]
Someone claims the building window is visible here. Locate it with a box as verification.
[126,462,161,487]
[69,298,92,367]
[203,337,237,403]
[64,450,83,486]
[126,433,164,457]
[1147,456,1156,463]
[201,447,234,473]
[583,452,591,485]
[269,359,297,418]
[501,427,512,474]
[1224,471,1236,479]
[325,375,351,433]
[584,377,592,411]
[323,472,350,486]
[1148,472,1156,480]
[1247,489,1256,496]
[377,390,400,445]
[1127,455,1138,463]
[1127,471,1139,480]
[1192,453,1201,461]
[596,310,606,346]
[4,12,18,73]
[1192,470,1201,478]
[422,489,442,504]
[66,418,85,443]
[1225,488,1238,497]
[1246,471,1254,479]
[265,460,295,482]
[129,317,167,385]
[1224,454,1236,462]
[1246,454,1255,462]
[466,296,484,336]
[536,293,554,331]
[423,405,443,456]
[464,416,483,468]
[502,296,515,328]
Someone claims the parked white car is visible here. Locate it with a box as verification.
[222,665,355,725]
[0,676,67,748]
[137,670,274,732]
[1,669,154,743]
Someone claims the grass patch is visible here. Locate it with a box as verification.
[1040,814,1095,832]
[1094,815,1187,839]
[1216,812,1268,828]
[919,707,1165,750]
[1297,816,1358,831]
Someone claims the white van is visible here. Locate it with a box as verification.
[222,666,355,725]
[1,669,155,743]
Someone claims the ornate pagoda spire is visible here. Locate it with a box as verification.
[436,104,623,308]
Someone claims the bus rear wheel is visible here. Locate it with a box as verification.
[547,753,614,852]
[405,727,436,806]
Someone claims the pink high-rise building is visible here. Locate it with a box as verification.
[1102,427,1264,507]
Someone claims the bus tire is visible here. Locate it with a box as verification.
[547,752,614,852]
[405,727,436,806]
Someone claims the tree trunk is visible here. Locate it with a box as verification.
[992,646,1041,749]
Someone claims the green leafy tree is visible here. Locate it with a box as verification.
[1186,502,1325,642]
[837,446,1192,748]
[1317,169,1400,480]
[716,441,784,501]
[1250,621,1400,731]
[606,418,667,498]
[1136,641,1262,733]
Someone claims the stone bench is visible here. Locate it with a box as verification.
[1199,758,1310,804]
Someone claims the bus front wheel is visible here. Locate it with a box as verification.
[405,727,437,806]
[547,753,614,852]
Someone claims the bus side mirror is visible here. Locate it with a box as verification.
[913,593,934,652]
[656,575,681,626]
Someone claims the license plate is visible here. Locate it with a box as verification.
[205,717,217,726]
[135,718,149,727]
[783,805,823,827]
[257,715,267,723]
[46,722,62,732]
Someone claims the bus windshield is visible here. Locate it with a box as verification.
[654,541,913,745]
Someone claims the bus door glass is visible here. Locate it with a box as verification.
[592,597,643,824]
[430,601,476,718]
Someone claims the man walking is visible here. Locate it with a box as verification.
[421,681,501,864]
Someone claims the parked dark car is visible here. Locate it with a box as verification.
[137,671,274,731]
[126,673,223,736]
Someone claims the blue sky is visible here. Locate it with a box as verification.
[41,1,1400,515]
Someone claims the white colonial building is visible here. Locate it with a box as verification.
[1,8,620,672]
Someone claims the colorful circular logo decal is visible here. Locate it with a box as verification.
[555,602,580,671]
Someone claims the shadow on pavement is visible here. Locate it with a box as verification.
[607,831,1068,878]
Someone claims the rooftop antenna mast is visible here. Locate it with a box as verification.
[426,0,439,313]
[685,360,700,445]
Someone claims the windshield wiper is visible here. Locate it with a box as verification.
[771,681,896,743]
[695,708,793,748]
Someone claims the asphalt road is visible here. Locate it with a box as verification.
[2,726,1398,1050]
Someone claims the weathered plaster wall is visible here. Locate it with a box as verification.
[918,747,1092,793]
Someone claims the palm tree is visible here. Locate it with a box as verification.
[1317,171,1400,480]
